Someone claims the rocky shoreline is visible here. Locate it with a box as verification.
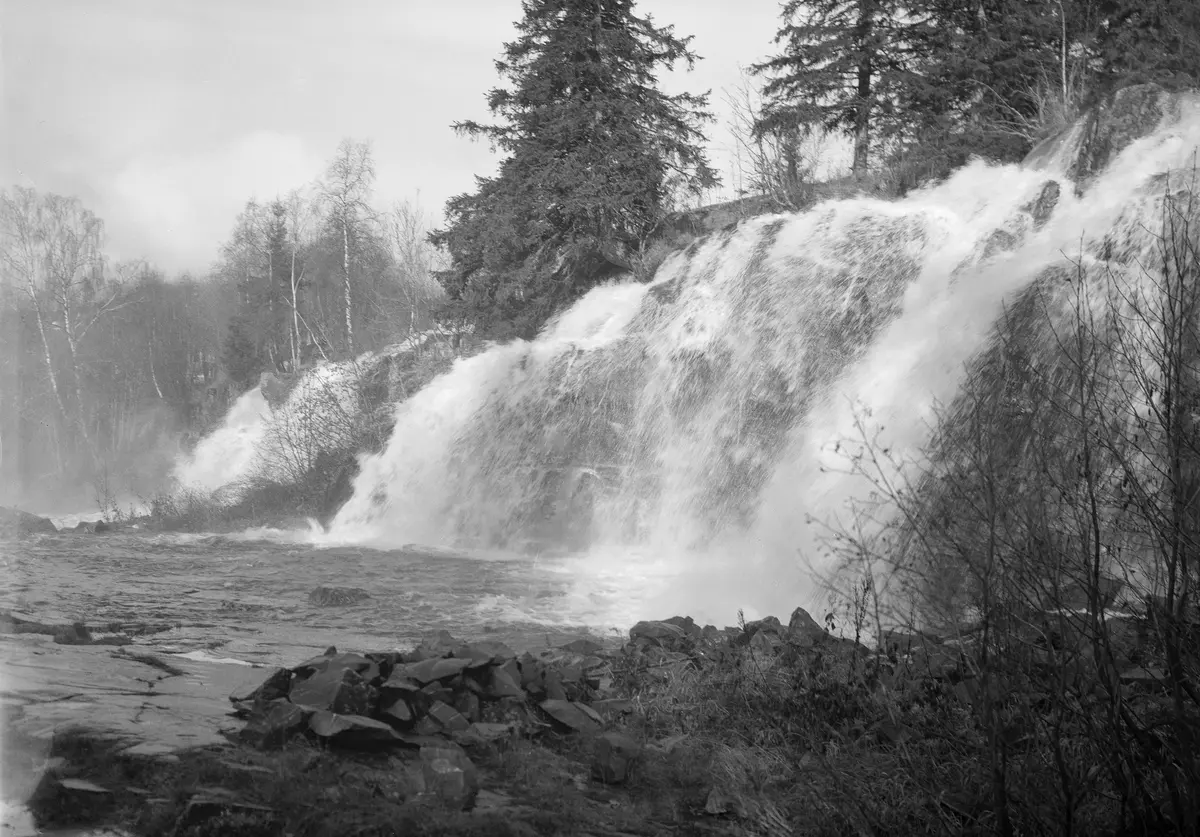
[3,498,1193,836]
[3,589,1189,837]
[1,605,850,836]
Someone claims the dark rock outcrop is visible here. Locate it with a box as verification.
[307,586,372,607]
[0,506,57,538]
[72,520,111,534]
[592,732,642,784]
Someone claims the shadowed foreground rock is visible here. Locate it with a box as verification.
[7,595,1185,836]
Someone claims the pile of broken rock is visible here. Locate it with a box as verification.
[227,607,842,809]
[230,629,633,808]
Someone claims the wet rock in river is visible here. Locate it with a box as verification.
[0,506,57,537]
[308,586,371,607]
[71,519,111,534]
[52,622,93,646]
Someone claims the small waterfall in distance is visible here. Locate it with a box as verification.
[172,387,271,495]
[172,350,394,499]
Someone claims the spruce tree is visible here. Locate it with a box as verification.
[752,0,913,179]
[893,0,1074,185]
[1092,0,1200,91]
[432,0,718,339]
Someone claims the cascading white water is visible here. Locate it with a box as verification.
[256,355,377,484]
[317,94,1200,629]
[172,387,271,494]
[171,334,451,500]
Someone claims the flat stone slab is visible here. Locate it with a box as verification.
[0,634,263,756]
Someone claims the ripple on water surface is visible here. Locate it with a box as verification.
[2,531,614,665]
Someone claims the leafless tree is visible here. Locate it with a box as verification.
[319,139,377,356]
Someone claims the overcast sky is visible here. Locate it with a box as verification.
[2,1,833,274]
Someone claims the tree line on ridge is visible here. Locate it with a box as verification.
[2,0,1198,505]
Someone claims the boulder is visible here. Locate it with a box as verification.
[787,607,824,639]
[428,700,471,733]
[455,691,481,723]
[539,699,602,734]
[308,710,399,744]
[411,630,463,660]
[482,662,525,699]
[0,506,57,538]
[52,622,93,646]
[543,669,568,701]
[629,620,689,649]
[382,695,414,724]
[292,651,379,682]
[662,615,703,638]
[289,666,375,715]
[420,745,479,810]
[71,520,111,534]
[744,615,784,638]
[238,699,309,749]
[229,667,292,709]
[388,656,472,686]
[881,630,940,654]
[592,732,642,784]
[451,640,515,666]
[749,629,781,654]
[308,586,372,607]
[561,637,606,655]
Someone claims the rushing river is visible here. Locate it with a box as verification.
[0,528,617,666]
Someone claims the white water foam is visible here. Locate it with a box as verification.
[172,387,271,494]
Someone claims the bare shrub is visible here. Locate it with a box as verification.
[817,172,1200,835]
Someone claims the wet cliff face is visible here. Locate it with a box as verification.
[1024,83,1192,180]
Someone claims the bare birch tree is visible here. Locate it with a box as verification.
[0,187,129,473]
[319,139,376,357]
[384,197,444,336]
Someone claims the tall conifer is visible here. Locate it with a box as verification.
[433,0,717,338]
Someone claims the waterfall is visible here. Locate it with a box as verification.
[172,387,271,495]
[317,92,1200,627]
[321,96,1200,627]
[171,333,450,500]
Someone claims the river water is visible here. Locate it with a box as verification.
[1,527,617,667]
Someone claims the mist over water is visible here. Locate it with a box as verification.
[178,96,1200,631]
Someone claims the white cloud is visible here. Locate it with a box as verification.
[105,131,325,273]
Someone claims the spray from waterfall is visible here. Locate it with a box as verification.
[172,387,271,495]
